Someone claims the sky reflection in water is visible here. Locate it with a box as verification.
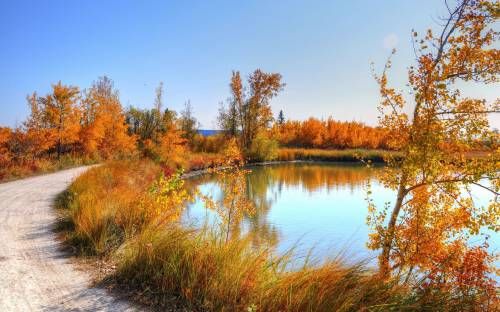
[183,163,499,267]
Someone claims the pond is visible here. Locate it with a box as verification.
[183,162,499,267]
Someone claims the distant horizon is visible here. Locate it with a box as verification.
[1,0,498,129]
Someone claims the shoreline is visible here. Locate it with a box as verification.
[181,158,382,180]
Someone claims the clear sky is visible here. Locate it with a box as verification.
[1,0,498,129]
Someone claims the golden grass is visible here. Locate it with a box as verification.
[59,159,491,311]
[277,148,401,163]
[0,154,97,183]
[60,159,160,254]
[62,160,410,310]
[114,224,410,311]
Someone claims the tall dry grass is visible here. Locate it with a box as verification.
[61,160,411,310]
[277,148,400,163]
[59,159,160,255]
[0,154,97,183]
[114,224,412,311]
[59,160,494,311]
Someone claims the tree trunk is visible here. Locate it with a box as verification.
[380,179,406,279]
[57,138,61,160]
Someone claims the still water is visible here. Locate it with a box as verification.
[183,162,498,266]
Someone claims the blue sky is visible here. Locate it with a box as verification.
[1,0,498,128]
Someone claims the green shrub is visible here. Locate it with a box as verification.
[248,132,278,162]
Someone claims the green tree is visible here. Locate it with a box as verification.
[218,100,238,137]
[277,110,285,125]
[218,70,285,154]
[179,100,199,145]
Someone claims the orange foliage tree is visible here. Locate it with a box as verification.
[274,117,389,150]
[40,81,81,158]
[218,70,284,153]
[0,127,12,167]
[80,76,136,157]
[23,92,57,159]
[157,125,187,166]
[367,1,499,307]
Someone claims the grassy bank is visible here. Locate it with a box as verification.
[57,160,493,311]
[0,148,392,183]
[0,154,98,183]
[56,159,160,255]
[277,148,400,163]
[115,225,410,311]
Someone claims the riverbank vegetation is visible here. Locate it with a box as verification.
[276,148,399,163]
[3,0,499,310]
[0,67,399,182]
[0,77,220,182]
[59,156,497,311]
[52,160,430,310]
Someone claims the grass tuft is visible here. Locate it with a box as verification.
[277,148,401,163]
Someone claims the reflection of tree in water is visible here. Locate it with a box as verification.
[186,164,379,250]
[245,167,280,248]
[263,163,377,194]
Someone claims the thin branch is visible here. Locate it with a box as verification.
[433,0,468,67]
[435,110,500,115]
[471,182,500,196]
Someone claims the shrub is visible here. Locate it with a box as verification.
[248,132,278,162]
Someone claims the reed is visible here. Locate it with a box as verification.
[114,223,411,311]
[59,159,160,255]
[59,160,491,311]
[277,148,401,163]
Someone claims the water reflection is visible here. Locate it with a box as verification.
[184,163,387,262]
[184,162,500,275]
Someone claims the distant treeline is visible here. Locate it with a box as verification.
[272,117,390,150]
[0,71,396,179]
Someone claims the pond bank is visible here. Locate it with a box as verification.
[181,158,384,180]
[58,159,481,311]
[276,148,400,163]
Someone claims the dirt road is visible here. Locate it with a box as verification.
[0,167,138,311]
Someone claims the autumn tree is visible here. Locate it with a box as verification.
[179,100,199,146]
[367,0,500,300]
[218,70,285,154]
[80,87,103,154]
[201,138,255,242]
[40,82,81,158]
[157,125,187,166]
[125,82,178,149]
[23,92,57,158]
[218,100,238,137]
[80,76,135,157]
[299,118,325,147]
[154,81,164,114]
[152,81,170,136]
[124,83,191,162]
[272,117,389,150]
[126,107,155,143]
[0,127,12,166]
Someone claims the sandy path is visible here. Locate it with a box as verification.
[0,167,138,311]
